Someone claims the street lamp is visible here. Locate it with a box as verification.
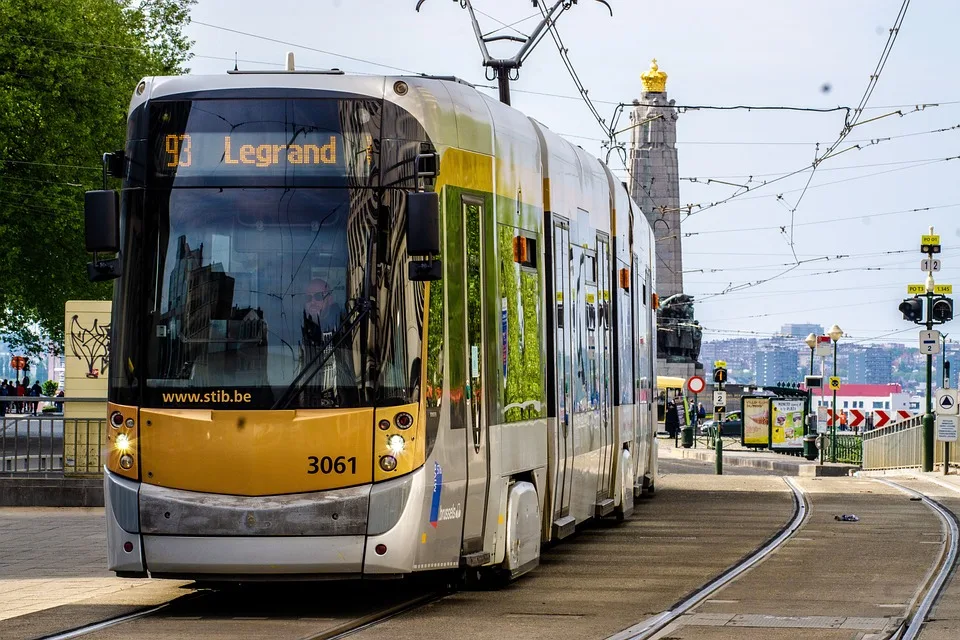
[805,333,817,376]
[828,324,843,463]
[804,333,818,460]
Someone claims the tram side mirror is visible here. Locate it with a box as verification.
[84,190,120,253]
[406,192,440,256]
[85,190,122,281]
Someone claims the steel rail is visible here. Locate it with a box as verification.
[308,589,448,640]
[876,478,960,640]
[38,585,445,640]
[606,476,809,640]
[38,598,185,640]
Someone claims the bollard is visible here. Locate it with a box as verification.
[715,426,723,475]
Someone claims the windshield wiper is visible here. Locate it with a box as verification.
[270,297,375,410]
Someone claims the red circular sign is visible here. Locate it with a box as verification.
[687,375,706,394]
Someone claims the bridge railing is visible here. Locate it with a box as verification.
[861,413,945,470]
[0,398,106,478]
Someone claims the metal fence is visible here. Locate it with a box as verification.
[0,398,106,478]
[860,414,952,471]
[822,434,863,465]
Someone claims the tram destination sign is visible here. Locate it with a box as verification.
[160,132,348,176]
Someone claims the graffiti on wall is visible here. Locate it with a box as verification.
[69,315,110,379]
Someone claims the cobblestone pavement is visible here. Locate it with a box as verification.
[0,508,189,626]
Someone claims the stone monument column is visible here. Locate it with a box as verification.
[629,59,682,299]
[628,60,702,375]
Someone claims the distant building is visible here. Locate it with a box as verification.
[811,383,909,413]
[755,348,799,386]
[847,347,895,384]
[780,323,824,338]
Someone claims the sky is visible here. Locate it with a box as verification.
[182,0,960,346]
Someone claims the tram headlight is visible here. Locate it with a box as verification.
[379,455,398,472]
[394,412,413,430]
[124,418,135,428]
[387,434,405,455]
[115,433,132,453]
[119,454,134,470]
[110,411,124,428]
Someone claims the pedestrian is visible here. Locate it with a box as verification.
[29,380,42,415]
[665,400,680,440]
[0,380,8,417]
[55,389,64,413]
[16,378,27,414]
[698,403,706,423]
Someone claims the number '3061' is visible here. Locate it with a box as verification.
[307,456,357,475]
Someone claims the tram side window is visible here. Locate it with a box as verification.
[572,244,600,413]
[618,260,635,405]
[499,223,545,423]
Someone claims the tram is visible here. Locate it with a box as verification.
[83,64,658,580]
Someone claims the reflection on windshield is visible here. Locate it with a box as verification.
[147,188,365,407]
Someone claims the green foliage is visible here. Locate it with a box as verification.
[0,0,195,354]
[42,379,58,396]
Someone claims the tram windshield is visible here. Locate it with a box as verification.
[130,97,423,410]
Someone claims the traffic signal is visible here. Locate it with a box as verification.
[932,296,954,323]
[921,240,942,253]
[899,297,924,323]
[713,367,727,384]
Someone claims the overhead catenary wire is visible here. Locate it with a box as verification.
[678,203,960,239]
[781,0,912,245]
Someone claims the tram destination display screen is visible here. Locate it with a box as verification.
[149,98,378,185]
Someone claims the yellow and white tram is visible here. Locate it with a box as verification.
[85,67,658,580]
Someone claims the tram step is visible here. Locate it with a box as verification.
[552,515,576,540]
[461,551,491,568]
[594,498,615,518]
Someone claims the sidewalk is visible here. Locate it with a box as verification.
[0,507,189,636]
[659,436,860,476]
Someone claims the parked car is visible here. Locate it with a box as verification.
[699,410,743,437]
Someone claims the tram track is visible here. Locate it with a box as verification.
[604,475,960,640]
[876,478,960,640]
[37,581,450,640]
[606,476,809,640]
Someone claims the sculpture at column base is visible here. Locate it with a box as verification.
[657,293,703,363]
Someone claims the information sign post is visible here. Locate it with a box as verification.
[713,362,727,476]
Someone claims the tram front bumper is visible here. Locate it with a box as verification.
[104,467,425,578]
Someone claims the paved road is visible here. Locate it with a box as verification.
[660,457,788,476]
[2,474,797,640]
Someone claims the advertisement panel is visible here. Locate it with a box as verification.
[742,397,771,447]
[771,399,805,449]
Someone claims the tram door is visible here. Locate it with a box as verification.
[460,196,489,554]
[596,236,614,499]
[551,220,574,523]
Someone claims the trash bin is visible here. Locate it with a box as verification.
[681,425,693,449]
[803,433,818,460]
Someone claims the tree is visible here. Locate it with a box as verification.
[0,0,195,354]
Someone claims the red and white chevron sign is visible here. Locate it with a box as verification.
[849,409,864,428]
[873,410,914,428]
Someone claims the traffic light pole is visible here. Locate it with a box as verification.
[924,289,935,472]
